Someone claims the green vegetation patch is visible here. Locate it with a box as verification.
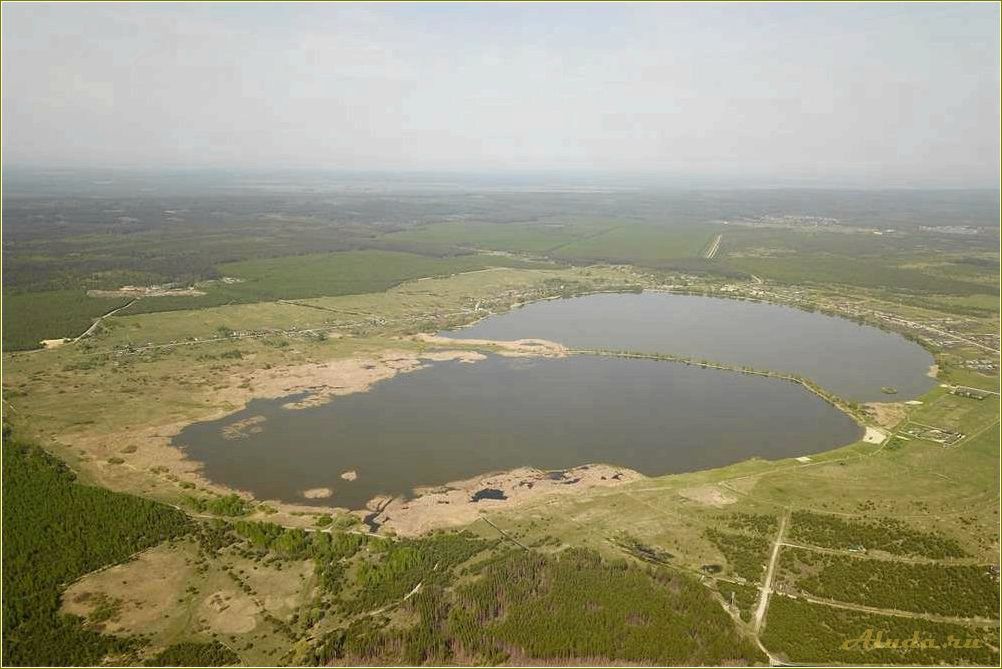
[345,532,491,614]
[552,224,720,265]
[2,289,130,351]
[779,547,998,618]
[762,596,999,665]
[453,548,763,665]
[717,581,760,622]
[721,511,780,535]
[725,254,992,296]
[788,511,969,559]
[2,435,191,665]
[386,220,608,254]
[119,250,548,315]
[189,493,250,517]
[145,641,239,667]
[704,528,770,583]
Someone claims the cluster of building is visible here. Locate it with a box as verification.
[900,424,964,447]
[963,358,999,374]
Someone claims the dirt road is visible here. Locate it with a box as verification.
[753,509,789,632]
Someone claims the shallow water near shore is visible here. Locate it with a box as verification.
[443,292,936,401]
[175,354,862,509]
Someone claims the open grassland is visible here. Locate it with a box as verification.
[550,223,721,265]
[725,254,992,297]
[719,227,998,305]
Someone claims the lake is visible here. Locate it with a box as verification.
[443,293,935,401]
[175,353,862,509]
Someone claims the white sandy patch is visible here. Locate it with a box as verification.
[87,286,206,298]
[795,456,812,463]
[415,333,568,357]
[678,485,737,507]
[221,415,266,440]
[41,338,69,349]
[340,470,358,481]
[368,464,642,536]
[302,487,333,499]
[863,427,888,444]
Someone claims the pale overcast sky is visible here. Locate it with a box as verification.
[2,2,999,186]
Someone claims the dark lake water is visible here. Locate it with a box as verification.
[175,354,861,509]
[443,293,935,401]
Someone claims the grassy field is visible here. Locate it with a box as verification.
[724,254,993,296]
[551,223,721,265]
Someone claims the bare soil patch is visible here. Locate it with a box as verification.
[221,414,266,439]
[87,286,205,298]
[200,589,258,634]
[678,485,737,507]
[369,464,643,536]
[415,333,567,357]
[863,402,907,429]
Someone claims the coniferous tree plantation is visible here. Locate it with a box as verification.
[1,430,192,665]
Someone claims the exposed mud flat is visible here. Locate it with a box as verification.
[414,333,568,357]
[365,464,644,537]
[221,415,267,439]
[863,402,907,430]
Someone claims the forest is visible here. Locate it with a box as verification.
[144,641,240,667]
[762,596,998,665]
[1,429,191,665]
[305,547,764,666]
[704,528,770,583]
[787,511,969,559]
[778,547,999,618]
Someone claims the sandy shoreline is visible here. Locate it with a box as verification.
[365,463,644,536]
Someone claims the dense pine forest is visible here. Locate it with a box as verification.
[1,427,191,665]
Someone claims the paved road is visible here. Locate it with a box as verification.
[703,233,723,259]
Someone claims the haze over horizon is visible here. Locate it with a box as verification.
[3,2,1000,188]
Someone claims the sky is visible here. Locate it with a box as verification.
[2,2,1000,187]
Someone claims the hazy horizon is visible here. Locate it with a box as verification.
[3,2,1000,188]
